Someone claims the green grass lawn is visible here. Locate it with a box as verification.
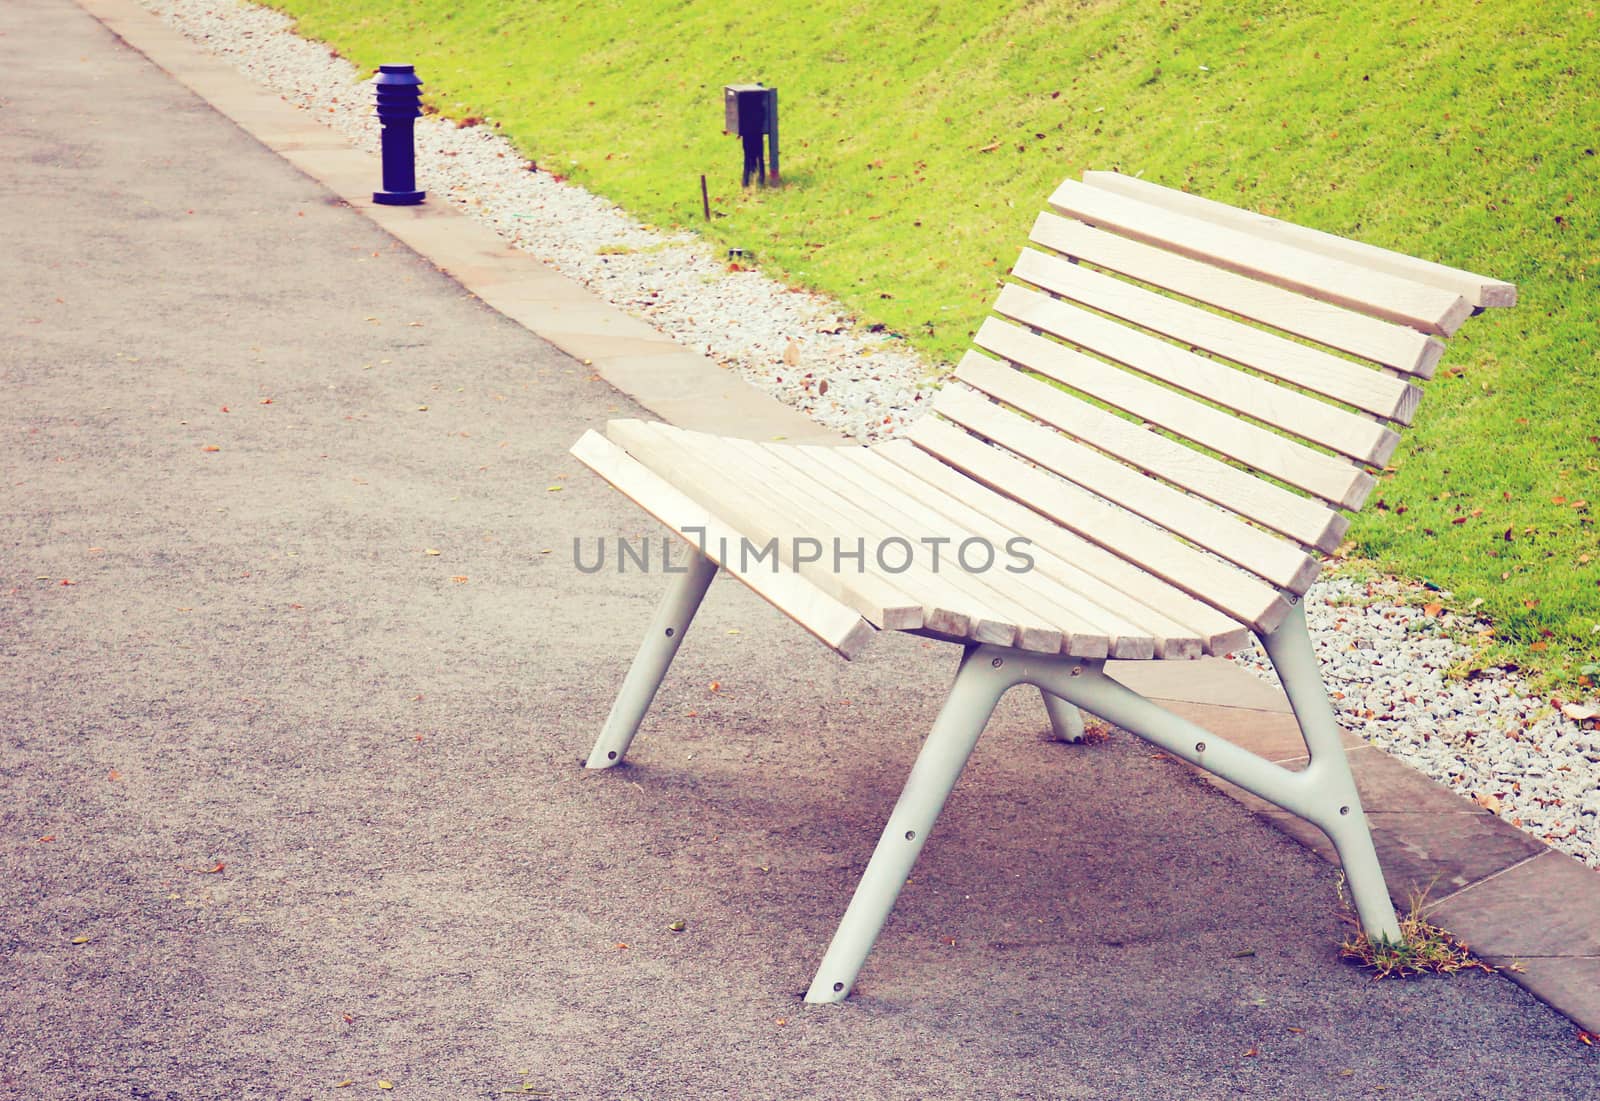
[268,0,1599,690]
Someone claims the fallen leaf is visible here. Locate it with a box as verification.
[38,835,55,843]
[342,1013,355,1023]
[333,1081,352,1089]
[709,681,720,692]
[1286,1026,1306,1035]
[1422,603,1443,618]
[378,1081,394,1091]
[1561,703,1599,722]
[668,918,687,932]
[1475,793,1502,815]
[783,341,801,367]
[424,548,441,556]
[546,486,563,492]
[71,935,90,944]
[978,141,1000,153]
[450,576,468,584]
[107,769,122,782]
[203,861,225,874]
[201,445,220,452]
[614,943,630,950]
[1243,1047,1259,1057]
[416,405,429,412]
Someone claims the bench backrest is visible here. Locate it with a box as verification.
[911,172,1514,635]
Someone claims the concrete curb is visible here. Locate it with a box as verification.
[77,0,1600,1036]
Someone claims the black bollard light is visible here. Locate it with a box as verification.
[373,64,425,205]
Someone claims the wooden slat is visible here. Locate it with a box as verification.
[853,448,1184,659]
[1030,212,1446,377]
[776,444,1066,653]
[571,431,876,659]
[873,440,1252,656]
[605,420,926,633]
[658,428,988,643]
[793,443,1127,657]
[956,353,1348,553]
[731,438,1035,651]
[908,416,1291,634]
[1049,180,1472,336]
[994,283,1400,466]
[934,386,1322,593]
[1012,247,1423,425]
[975,318,1376,510]
[1082,171,1517,310]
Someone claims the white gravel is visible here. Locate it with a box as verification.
[140,0,1597,870]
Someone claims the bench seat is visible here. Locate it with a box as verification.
[579,421,1257,661]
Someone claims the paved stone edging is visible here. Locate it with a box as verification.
[75,0,1600,1037]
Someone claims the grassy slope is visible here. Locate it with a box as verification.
[270,0,1599,687]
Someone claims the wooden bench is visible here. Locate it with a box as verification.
[570,171,1515,1002]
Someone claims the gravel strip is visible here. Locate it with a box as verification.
[138,0,1598,870]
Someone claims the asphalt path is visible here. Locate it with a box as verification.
[2,0,1596,1096]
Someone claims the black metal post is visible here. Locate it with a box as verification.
[373,64,424,206]
[766,87,779,185]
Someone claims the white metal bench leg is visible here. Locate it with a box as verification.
[802,635,1400,1003]
[1259,602,1402,944]
[1021,612,1402,948]
[805,647,1011,1002]
[1040,688,1085,743]
[584,550,719,770]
